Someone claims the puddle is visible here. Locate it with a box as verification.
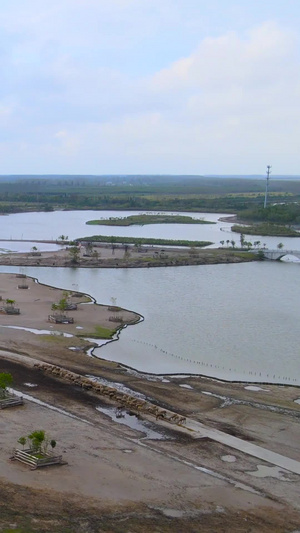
[86,375,147,400]
[96,406,166,440]
[76,326,83,329]
[162,379,170,383]
[179,384,193,389]
[0,325,73,338]
[221,455,236,463]
[246,465,289,479]
[294,399,300,405]
[244,386,270,392]
[122,449,134,453]
[23,383,38,388]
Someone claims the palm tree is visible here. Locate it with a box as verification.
[58,235,68,242]
[18,436,27,449]
[28,430,46,454]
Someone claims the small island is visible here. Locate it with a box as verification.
[86,214,215,226]
[231,222,300,237]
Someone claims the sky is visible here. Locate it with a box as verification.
[0,0,299,175]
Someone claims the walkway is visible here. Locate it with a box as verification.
[1,348,300,476]
[181,417,300,475]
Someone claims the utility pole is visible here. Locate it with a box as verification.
[264,165,271,208]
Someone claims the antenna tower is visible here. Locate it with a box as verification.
[264,165,271,208]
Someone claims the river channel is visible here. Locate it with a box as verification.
[0,210,299,385]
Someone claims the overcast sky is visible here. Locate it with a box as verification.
[0,0,299,175]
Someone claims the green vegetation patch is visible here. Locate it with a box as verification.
[231,223,300,237]
[77,235,213,247]
[240,203,300,224]
[86,214,215,226]
[40,334,74,345]
[77,325,117,339]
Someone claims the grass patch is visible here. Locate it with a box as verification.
[232,223,300,237]
[77,235,213,247]
[40,335,89,349]
[77,325,117,339]
[86,214,215,226]
[40,334,71,344]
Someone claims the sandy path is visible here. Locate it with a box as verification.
[1,390,267,510]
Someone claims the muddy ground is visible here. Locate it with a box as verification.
[0,273,300,532]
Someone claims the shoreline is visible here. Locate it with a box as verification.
[1,272,300,530]
[0,242,255,269]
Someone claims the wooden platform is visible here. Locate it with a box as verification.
[0,394,24,409]
[11,448,66,469]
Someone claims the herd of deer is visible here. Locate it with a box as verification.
[34,362,186,426]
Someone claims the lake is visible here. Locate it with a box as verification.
[1,209,300,251]
[0,210,299,385]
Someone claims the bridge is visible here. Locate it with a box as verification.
[258,250,300,261]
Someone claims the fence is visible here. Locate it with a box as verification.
[11,448,65,469]
[0,395,24,409]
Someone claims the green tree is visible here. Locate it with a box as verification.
[28,430,46,453]
[5,299,15,307]
[18,436,27,449]
[58,235,68,242]
[69,245,80,264]
[0,372,13,396]
[58,298,68,312]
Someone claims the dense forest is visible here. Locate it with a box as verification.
[0,175,299,223]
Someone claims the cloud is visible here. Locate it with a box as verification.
[0,3,299,173]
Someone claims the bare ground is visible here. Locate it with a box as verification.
[0,273,300,532]
[0,242,253,269]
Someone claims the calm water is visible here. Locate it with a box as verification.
[0,261,299,385]
[0,210,299,384]
[1,209,300,251]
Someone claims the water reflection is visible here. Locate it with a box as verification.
[0,262,299,385]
